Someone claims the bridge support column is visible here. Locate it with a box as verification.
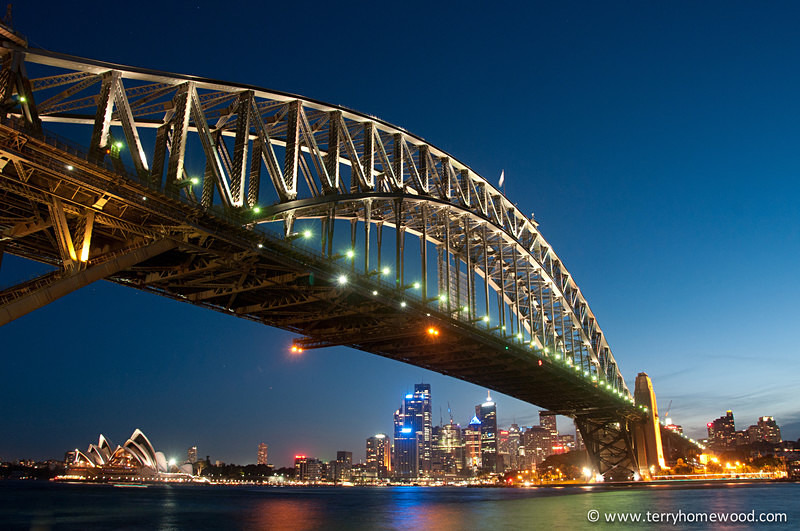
[576,415,645,481]
[0,239,175,327]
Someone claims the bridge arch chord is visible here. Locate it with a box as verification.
[10,46,629,397]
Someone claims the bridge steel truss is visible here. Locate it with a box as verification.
[0,34,696,479]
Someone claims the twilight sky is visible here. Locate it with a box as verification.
[1,1,799,467]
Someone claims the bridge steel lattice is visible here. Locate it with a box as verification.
[0,28,703,479]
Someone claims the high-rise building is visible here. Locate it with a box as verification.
[366,434,391,478]
[187,446,198,464]
[436,420,464,475]
[539,411,558,441]
[294,455,322,481]
[329,451,352,482]
[257,443,268,465]
[465,415,482,472]
[508,424,522,470]
[476,391,498,473]
[392,384,432,478]
[523,426,553,467]
[758,417,782,444]
[707,410,736,450]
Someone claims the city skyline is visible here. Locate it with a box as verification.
[2,1,799,467]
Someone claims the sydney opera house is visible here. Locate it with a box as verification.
[64,429,194,481]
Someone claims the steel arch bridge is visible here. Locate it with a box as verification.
[0,26,703,479]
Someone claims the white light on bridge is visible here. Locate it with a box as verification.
[400,301,407,308]
[346,249,355,259]
[190,177,199,185]
[337,275,348,285]
[66,164,74,171]
[482,316,490,322]
[372,290,378,295]
[382,267,391,276]
[303,230,312,239]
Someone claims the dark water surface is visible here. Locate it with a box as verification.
[0,481,797,530]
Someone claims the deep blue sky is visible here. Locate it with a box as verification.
[2,1,799,467]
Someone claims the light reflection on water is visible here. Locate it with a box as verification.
[0,482,797,530]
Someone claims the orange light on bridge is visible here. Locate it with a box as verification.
[427,327,440,336]
[291,345,304,353]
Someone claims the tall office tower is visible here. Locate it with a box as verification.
[394,401,418,478]
[410,383,432,473]
[523,426,553,466]
[257,442,268,465]
[437,420,464,475]
[508,424,521,470]
[187,446,198,464]
[497,429,510,472]
[707,410,736,450]
[476,391,498,473]
[393,384,432,477]
[366,434,392,478]
[539,411,558,441]
[465,415,482,472]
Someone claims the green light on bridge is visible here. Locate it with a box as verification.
[190,177,199,185]
[253,206,262,214]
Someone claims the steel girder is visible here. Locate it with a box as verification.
[9,46,629,395]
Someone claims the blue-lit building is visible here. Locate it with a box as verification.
[476,391,498,473]
[392,383,432,478]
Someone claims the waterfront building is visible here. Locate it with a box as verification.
[497,429,510,472]
[328,451,352,482]
[476,391,498,473]
[257,443,268,465]
[758,416,782,444]
[294,455,322,481]
[707,410,736,450]
[66,429,193,480]
[366,434,391,478]
[187,446,198,464]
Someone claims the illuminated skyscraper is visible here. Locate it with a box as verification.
[465,415,482,472]
[366,434,391,478]
[436,420,464,475]
[257,443,268,465]
[476,391,498,472]
[539,411,558,440]
[187,446,198,464]
[508,424,521,470]
[392,384,432,478]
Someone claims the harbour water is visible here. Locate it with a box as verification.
[0,481,797,529]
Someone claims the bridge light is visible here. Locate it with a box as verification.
[257,243,263,248]
[19,95,26,103]
[291,345,304,353]
[382,267,391,276]
[462,306,469,312]
[303,230,312,239]
[400,301,407,308]
[538,360,543,366]
[190,177,199,185]
[439,294,447,302]
[413,282,420,289]
[482,316,490,322]
[591,375,597,381]
[66,165,74,171]
[346,249,355,259]
[501,325,505,330]
[427,327,439,336]
[114,141,124,149]
[253,206,262,214]
[337,275,348,285]
[372,290,378,296]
